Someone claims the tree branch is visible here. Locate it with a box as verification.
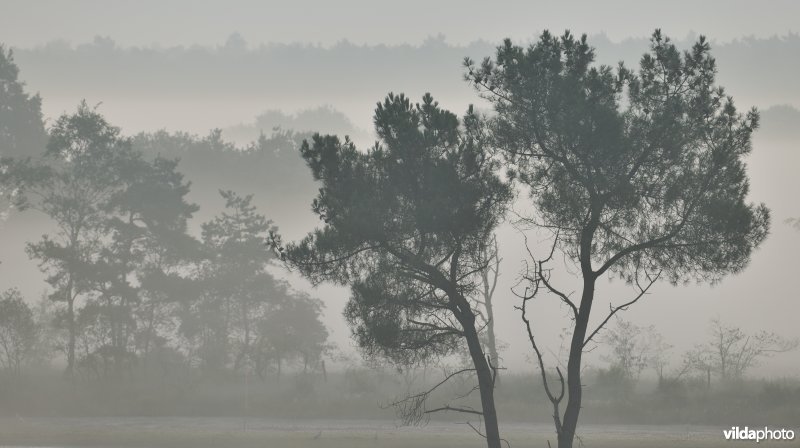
[583,270,661,348]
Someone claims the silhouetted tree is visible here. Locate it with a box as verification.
[8,103,201,379]
[601,319,653,383]
[468,30,770,448]
[258,291,329,380]
[0,45,47,159]
[84,152,198,377]
[646,327,673,384]
[476,235,502,380]
[685,318,797,383]
[29,292,62,368]
[0,46,47,228]
[272,93,511,448]
[130,128,318,228]
[0,288,37,375]
[112,157,199,373]
[178,191,279,374]
[23,103,134,377]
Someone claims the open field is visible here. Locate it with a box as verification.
[1,418,794,448]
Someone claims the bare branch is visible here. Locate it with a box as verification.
[583,270,662,348]
[517,284,565,436]
[425,405,483,416]
[460,420,513,448]
[384,368,477,426]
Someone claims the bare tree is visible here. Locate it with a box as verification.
[0,288,37,375]
[476,235,502,380]
[645,328,673,384]
[600,318,653,383]
[686,318,797,383]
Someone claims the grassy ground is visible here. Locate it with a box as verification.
[1,372,797,447]
[0,418,791,448]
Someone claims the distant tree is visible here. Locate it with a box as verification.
[272,93,512,448]
[72,300,122,380]
[598,319,671,386]
[130,128,317,222]
[29,292,62,368]
[224,107,364,144]
[476,235,501,380]
[468,30,770,448]
[179,190,279,374]
[94,152,198,376]
[454,238,504,379]
[646,328,673,384]
[134,263,199,376]
[0,288,37,375]
[0,45,47,228]
[682,344,715,388]
[258,291,329,380]
[600,319,652,383]
[0,45,47,159]
[22,103,134,377]
[8,103,199,378]
[686,318,797,383]
[0,158,19,226]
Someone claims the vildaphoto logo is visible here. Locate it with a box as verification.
[723,426,796,443]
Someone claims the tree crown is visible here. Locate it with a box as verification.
[277,93,511,364]
[467,30,769,283]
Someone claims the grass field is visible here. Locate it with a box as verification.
[1,418,793,448]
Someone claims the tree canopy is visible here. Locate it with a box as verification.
[278,93,510,363]
[0,45,46,159]
[275,93,511,448]
[468,30,769,284]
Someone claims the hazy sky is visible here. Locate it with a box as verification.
[2,0,799,47]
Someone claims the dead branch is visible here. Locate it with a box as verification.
[384,367,477,425]
[582,270,662,348]
[461,420,513,448]
[425,405,483,416]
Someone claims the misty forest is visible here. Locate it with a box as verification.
[0,5,799,448]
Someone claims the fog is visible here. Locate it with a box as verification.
[0,2,798,448]
[3,0,800,46]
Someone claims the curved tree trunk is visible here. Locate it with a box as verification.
[481,237,501,384]
[464,323,501,448]
[454,295,501,448]
[558,278,595,448]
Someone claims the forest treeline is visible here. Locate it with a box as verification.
[10,33,800,125]
[0,46,330,384]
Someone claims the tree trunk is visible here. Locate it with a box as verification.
[460,310,501,448]
[398,248,503,448]
[142,302,157,376]
[480,239,501,385]
[485,296,499,385]
[240,300,250,371]
[558,277,596,448]
[65,288,75,379]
